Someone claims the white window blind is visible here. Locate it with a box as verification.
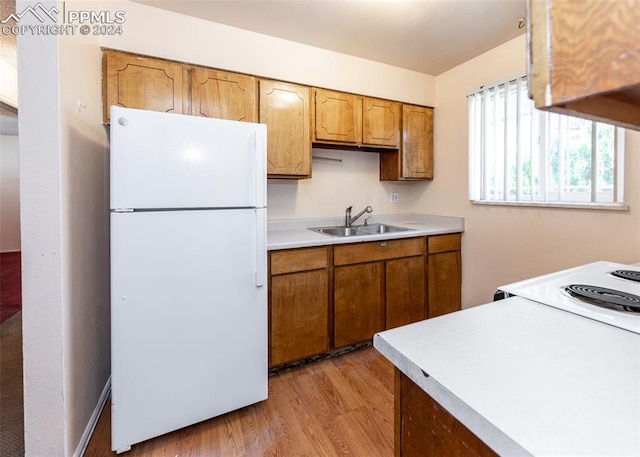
[468,74,625,207]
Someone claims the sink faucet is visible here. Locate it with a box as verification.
[345,205,373,227]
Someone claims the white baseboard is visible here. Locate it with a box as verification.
[74,376,111,457]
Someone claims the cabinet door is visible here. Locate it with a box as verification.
[362,98,400,147]
[103,51,185,123]
[402,105,433,179]
[313,88,362,144]
[386,256,426,329]
[380,105,433,180]
[191,68,257,122]
[528,0,640,130]
[259,80,311,178]
[427,250,461,319]
[270,270,329,367]
[334,263,384,348]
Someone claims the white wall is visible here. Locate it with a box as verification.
[19,1,110,455]
[58,8,111,454]
[102,2,435,106]
[18,2,66,453]
[101,0,435,220]
[0,134,20,251]
[425,34,640,307]
[268,148,419,219]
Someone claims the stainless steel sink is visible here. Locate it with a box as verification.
[309,223,414,238]
[358,223,413,234]
[309,226,368,237]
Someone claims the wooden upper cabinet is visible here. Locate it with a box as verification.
[191,68,257,122]
[362,98,400,147]
[259,80,311,179]
[380,104,433,181]
[403,105,433,178]
[313,89,402,148]
[103,50,186,123]
[313,88,362,144]
[528,0,640,130]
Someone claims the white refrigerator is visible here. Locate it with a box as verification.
[109,106,268,454]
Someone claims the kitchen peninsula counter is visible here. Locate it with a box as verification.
[266,213,463,250]
[373,297,640,456]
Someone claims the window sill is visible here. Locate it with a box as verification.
[470,200,629,211]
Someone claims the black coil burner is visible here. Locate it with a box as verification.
[564,284,640,313]
[610,270,640,283]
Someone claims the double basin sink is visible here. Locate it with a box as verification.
[309,223,414,238]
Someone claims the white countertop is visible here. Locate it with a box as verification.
[267,213,464,250]
[374,297,640,456]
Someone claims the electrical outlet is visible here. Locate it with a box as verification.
[390,192,399,203]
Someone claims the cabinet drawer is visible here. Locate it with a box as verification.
[334,237,425,266]
[270,247,328,275]
[428,233,461,254]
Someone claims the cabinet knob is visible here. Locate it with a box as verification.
[380,242,386,247]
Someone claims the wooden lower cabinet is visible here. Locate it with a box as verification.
[333,237,426,348]
[427,233,462,318]
[268,233,461,364]
[334,262,384,348]
[269,247,330,368]
[386,256,426,329]
[396,369,497,457]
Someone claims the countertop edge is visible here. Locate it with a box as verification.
[267,213,464,251]
[372,334,531,457]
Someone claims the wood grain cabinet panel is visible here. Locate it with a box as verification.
[386,256,426,329]
[427,234,462,319]
[270,246,327,275]
[259,80,311,178]
[270,270,329,367]
[269,247,330,368]
[334,237,427,347]
[334,238,424,265]
[528,0,640,130]
[362,98,400,147]
[334,262,384,348]
[381,104,433,181]
[396,369,497,457]
[191,68,257,122]
[428,233,461,254]
[103,50,185,123]
[313,88,362,144]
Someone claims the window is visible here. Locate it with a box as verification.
[468,74,625,208]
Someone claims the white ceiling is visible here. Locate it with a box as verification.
[133,0,527,75]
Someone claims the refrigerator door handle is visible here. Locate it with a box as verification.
[255,208,266,287]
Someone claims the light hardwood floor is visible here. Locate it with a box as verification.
[84,347,394,456]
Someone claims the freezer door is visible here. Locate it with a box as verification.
[110,106,266,210]
[110,209,267,452]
